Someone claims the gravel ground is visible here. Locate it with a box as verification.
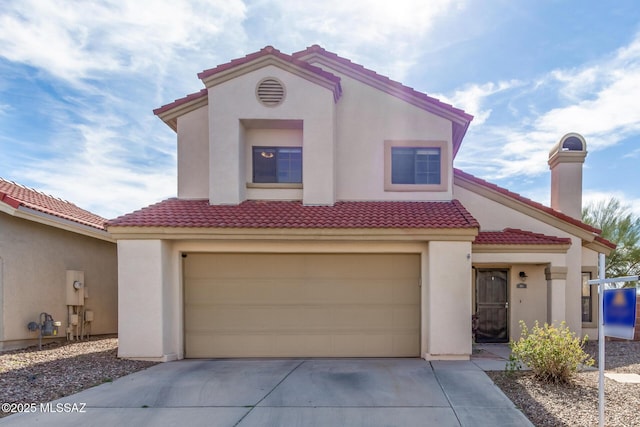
[488,341,640,427]
[0,336,156,418]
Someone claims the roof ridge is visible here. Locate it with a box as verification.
[197,45,341,85]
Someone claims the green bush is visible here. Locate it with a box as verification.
[507,320,594,383]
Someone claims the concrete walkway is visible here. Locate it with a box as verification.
[0,357,532,427]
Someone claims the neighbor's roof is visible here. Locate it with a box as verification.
[108,199,479,229]
[0,178,106,231]
[474,228,571,246]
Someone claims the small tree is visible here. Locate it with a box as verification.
[582,198,640,279]
[507,321,594,383]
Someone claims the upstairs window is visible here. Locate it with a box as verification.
[391,147,441,185]
[252,147,302,183]
[384,140,448,192]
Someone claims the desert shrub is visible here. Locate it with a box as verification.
[506,320,594,383]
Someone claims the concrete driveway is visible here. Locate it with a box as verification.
[0,358,532,427]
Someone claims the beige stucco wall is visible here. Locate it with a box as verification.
[426,241,472,359]
[177,105,209,199]
[331,72,454,202]
[508,265,547,340]
[117,239,176,361]
[550,158,584,219]
[0,214,117,350]
[208,65,336,205]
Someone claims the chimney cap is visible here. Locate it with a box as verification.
[549,133,587,157]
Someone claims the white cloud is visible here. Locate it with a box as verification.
[254,0,466,81]
[435,80,523,125]
[457,31,640,181]
[0,0,247,83]
[15,108,177,219]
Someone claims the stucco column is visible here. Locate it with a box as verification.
[117,240,175,361]
[426,241,472,360]
[545,265,567,325]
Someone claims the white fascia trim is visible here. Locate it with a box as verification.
[4,205,114,243]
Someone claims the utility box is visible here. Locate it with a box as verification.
[66,270,85,306]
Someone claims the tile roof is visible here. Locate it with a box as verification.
[474,228,571,245]
[153,88,207,116]
[453,168,603,235]
[108,199,479,229]
[0,179,106,230]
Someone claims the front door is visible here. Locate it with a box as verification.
[475,270,509,343]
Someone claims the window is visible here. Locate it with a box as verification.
[384,140,448,191]
[252,147,302,183]
[391,147,441,185]
[582,272,593,323]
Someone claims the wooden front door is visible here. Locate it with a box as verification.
[475,270,509,343]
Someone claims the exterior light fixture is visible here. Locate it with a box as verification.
[517,271,528,289]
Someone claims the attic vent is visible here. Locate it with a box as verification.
[256,78,285,106]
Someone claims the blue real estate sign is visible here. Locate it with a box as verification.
[603,288,637,340]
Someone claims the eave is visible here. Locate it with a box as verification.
[472,243,571,254]
[107,226,478,242]
[0,203,114,243]
[153,89,208,132]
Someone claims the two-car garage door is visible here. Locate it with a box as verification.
[184,253,420,358]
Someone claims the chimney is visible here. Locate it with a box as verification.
[548,133,587,219]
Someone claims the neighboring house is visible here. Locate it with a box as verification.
[0,179,117,350]
[108,45,614,361]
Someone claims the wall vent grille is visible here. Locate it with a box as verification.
[256,78,285,106]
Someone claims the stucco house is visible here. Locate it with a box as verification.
[0,179,117,350]
[108,45,613,361]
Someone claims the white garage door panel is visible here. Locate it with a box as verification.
[184,253,420,357]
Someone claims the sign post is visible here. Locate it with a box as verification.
[588,253,639,427]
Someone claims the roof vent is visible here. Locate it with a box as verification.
[256,78,285,107]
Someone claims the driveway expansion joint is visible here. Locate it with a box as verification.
[232,359,306,427]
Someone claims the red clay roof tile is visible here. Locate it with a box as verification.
[474,228,571,245]
[153,89,207,116]
[107,199,480,229]
[0,179,107,230]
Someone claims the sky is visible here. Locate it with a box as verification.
[0,0,639,220]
